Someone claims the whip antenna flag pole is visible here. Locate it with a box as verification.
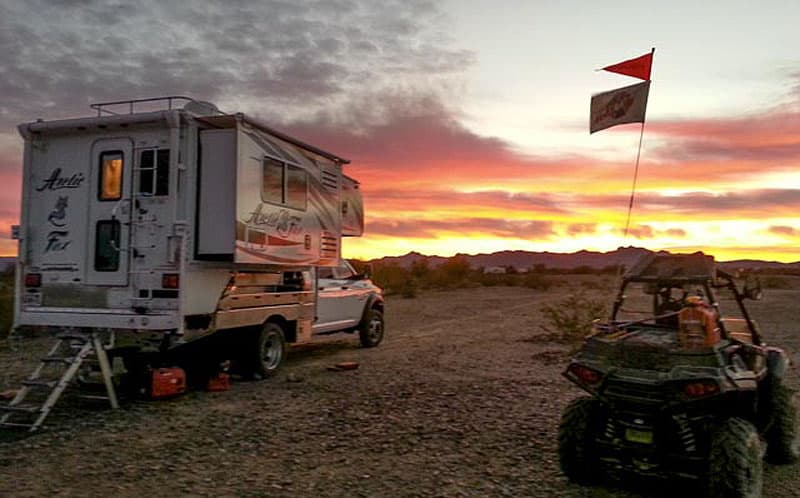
[590,47,654,239]
[590,48,654,316]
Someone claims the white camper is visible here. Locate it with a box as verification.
[12,97,383,380]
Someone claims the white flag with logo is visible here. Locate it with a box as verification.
[590,81,650,134]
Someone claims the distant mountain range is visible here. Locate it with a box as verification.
[369,247,800,272]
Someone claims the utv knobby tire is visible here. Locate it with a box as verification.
[244,322,287,379]
[558,396,602,485]
[708,418,764,498]
[765,384,800,464]
[359,308,384,348]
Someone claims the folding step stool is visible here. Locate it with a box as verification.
[0,330,118,432]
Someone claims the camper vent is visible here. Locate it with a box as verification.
[321,169,339,191]
[320,233,339,257]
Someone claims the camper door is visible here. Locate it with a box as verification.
[86,138,133,286]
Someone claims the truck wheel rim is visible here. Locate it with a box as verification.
[263,333,282,369]
[368,317,383,342]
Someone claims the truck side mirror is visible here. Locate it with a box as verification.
[362,264,372,280]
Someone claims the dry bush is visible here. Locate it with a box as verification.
[541,292,606,344]
[760,275,792,290]
[522,272,553,291]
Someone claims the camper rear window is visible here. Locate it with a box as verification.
[95,220,121,271]
[261,157,307,210]
[138,149,170,196]
[99,151,123,201]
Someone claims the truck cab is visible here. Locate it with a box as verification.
[314,260,384,347]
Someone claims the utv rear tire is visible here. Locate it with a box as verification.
[359,308,384,348]
[558,396,603,485]
[245,323,287,379]
[765,384,800,464]
[708,418,763,498]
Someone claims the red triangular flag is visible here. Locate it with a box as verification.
[602,51,653,81]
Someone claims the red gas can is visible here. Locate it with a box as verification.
[206,372,231,392]
[150,367,187,399]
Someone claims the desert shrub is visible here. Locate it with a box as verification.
[541,292,606,344]
[426,255,473,289]
[400,278,418,298]
[760,275,792,289]
[522,272,553,290]
[410,259,430,280]
[370,263,412,296]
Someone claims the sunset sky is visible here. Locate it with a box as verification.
[2,1,800,262]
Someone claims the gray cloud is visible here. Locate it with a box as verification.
[0,0,472,137]
[368,218,555,239]
[768,225,800,237]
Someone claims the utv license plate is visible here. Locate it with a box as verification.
[22,293,42,307]
[625,428,653,444]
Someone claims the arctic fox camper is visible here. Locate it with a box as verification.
[11,97,383,381]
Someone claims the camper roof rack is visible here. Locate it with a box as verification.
[90,96,222,117]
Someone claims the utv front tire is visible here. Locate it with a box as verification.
[765,384,800,463]
[359,308,384,348]
[558,396,602,485]
[245,322,287,379]
[708,418,763,498]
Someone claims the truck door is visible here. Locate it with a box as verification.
[86,138,133,286]
[316,261,367,327]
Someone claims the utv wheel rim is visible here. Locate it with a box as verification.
[262,333,282,370]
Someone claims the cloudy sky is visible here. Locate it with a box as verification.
[2,0,800,261]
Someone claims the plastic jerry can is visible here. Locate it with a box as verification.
[206,372,231,392]
[150,367,187,399]
[678,305,719,349]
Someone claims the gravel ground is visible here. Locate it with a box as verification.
[0,278,798,497]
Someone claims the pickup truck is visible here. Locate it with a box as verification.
[314,260,385,348]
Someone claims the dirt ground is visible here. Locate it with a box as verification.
[0,276,798,497]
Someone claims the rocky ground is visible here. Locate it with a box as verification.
[0,276,798,497]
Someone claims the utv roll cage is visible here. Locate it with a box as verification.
[608,253,763,346]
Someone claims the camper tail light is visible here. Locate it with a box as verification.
[25,273,42,288]
[162,273,180,289]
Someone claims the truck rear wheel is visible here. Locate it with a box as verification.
[359,308,384,348]
[244,322,287,379]
[707,417,763,498]
[557,396,602,485]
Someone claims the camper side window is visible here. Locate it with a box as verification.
[286,165,307,210]
[261,157,308,211]
[95,220,121,271]
[262,157,284,204]
[99,151,124,201]
[138,149,170,196]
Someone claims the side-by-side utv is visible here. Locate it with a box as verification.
[559,252,798,497]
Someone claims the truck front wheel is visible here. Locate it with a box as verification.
[244,322,287,379]
[359,308,384,348]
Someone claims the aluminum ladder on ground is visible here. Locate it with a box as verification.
[0,331,119,432]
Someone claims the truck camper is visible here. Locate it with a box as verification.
[3,97,383,430]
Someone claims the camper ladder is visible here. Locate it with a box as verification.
[0,331,118,432]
